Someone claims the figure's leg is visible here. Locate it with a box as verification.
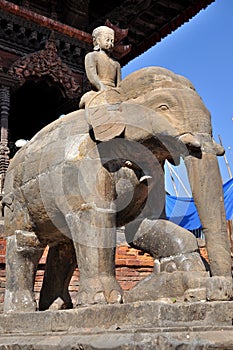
[65,166,123,306]
[4,230,44,313]
[39,241,76,311]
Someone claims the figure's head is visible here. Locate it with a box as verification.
[92,26,115,52]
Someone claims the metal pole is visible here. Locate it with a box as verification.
[166,162,191,197]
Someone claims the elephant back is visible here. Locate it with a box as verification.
[4,109,90,192]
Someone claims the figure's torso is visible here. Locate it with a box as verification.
[95,51,119,88]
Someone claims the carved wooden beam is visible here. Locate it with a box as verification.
[0,0,92,44]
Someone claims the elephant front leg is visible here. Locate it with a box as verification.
[185,152,232,277]
[66,208,123,306]
[65,166,123,306]
[4,230,44,313]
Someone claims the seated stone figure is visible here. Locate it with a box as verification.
[79,25,121,108]
[80,25,152,181]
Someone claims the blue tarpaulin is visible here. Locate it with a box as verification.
[166,178,233,230]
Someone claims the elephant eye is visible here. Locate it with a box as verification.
[158,104,169,111]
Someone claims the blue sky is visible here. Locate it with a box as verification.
[122,0,233,194]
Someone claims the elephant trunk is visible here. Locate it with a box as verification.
[185,152,232,277]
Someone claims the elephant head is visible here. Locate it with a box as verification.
[120,66,222,152]
[119,66,231,278]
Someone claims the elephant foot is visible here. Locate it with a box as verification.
[4,232,44,313]
[160,252,207,273]
[76,275,123,307]
[4,289,37,313]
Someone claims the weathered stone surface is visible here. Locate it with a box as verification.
[126,271,233,304]
[0,301,233,349]
[1,301,233,333]
[184,288,207,302]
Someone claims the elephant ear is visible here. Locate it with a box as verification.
[87,104,125,141]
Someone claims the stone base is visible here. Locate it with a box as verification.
[0,301,233,349]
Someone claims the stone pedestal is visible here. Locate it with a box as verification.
[0,301,233,349]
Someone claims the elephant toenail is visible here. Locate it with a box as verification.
[108,290,123,304]
[94,292,106,304]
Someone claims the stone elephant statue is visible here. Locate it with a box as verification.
[3,67,232,313]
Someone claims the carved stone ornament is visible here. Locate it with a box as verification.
[8,33,81,99]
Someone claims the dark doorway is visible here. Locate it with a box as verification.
[9,79,67,155]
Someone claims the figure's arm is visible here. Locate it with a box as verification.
[85,52,106,91]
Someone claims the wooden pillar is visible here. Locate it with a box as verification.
[0,69,18,196]
[0,84,10,194]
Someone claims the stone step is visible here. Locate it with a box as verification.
[1,327,233,349]
[0,301,233,349]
